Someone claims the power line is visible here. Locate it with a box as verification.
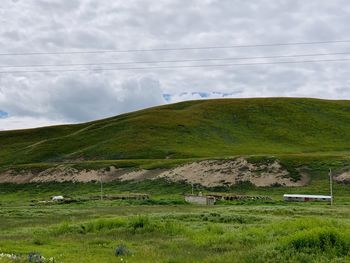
[1,51,350,69]
[1,40,350,56]
[1,57,350,74]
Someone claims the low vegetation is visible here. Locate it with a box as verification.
[0,98,350,169]
[1,195,350,262]
[1,162,350,262]
[1,98,350,262]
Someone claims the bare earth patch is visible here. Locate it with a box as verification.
[0,166,164,184]
[0,158,308,187]
[335,171,350,184]
[157,157,308,187]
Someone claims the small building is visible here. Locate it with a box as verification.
[52,195,64,201]
[283,194,331,202]
[185,195,216,205]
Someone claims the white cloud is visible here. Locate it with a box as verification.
[0,0,350,129]
[0,73,165,124]
[0,116,64,131]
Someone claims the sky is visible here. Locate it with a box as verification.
[1,0,350,130]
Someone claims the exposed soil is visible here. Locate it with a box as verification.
[0,158,308,187]
[0,166,160,184]
[335,171,350,184]
[157,158,308,187]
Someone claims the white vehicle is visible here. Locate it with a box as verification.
[52,195,64,201]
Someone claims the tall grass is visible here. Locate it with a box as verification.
[2,206,350,262]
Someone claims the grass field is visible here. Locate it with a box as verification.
[1,161,350,263]
[1,182,350,263]
[1,171,350,263]
[1,98,350,262]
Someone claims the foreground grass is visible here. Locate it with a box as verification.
[1,176,350,262]
[0,202,350,263]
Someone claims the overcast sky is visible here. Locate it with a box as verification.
[1,0,350,130]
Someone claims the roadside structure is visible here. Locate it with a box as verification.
[283,194,331,202]
[185,195,216,205]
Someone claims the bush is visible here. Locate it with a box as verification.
[115,244,132,256]
[32,236,46,246]
[28,252,43,263]
[284,228,350,256]
[129,215,151,230]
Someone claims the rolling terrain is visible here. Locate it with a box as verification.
[1,97,350,166]
[1,97,350,185]
[2,98,350,263]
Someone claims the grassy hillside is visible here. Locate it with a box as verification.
[2,98,350,262]
[1,97,350,167]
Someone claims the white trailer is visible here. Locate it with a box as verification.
[283,194,331,202]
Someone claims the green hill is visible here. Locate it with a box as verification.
[1,97,350,168]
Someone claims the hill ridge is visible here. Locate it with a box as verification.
[1,97,350,168]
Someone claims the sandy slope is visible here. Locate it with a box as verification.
[0,158,308,187]
[0,166,164,183]
[335,171,350,184]
[156,158,308,187]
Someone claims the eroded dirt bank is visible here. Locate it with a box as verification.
[0,166,164,184]
[0,158,308,187]
[335,170,350,184]
[157,158,308,187]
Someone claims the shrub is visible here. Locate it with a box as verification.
[28,252,43,263]
[129,215,151,230]
[115,244,131,256]
[284,228,350,256]
[32,236,45,246]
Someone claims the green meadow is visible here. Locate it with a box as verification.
[1,159,350,263]
[1,185,350,263]
[1,98,350,262]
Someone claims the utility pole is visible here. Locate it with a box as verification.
[329,168,333,206]
[100,174,103,201]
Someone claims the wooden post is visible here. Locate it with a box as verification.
[329,168,333,206]
[100,174,103,201]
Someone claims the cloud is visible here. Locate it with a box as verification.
[46,74,165,122]
[0,74,165,124]
[0,116,63,131]
[1,0,350,129]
